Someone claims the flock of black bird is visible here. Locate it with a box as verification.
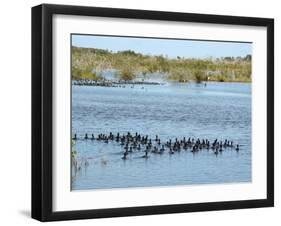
[72,132,240,160]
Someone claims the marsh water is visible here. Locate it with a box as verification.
[71,82,251,190]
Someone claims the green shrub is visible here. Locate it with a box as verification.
[193,70,207,83]
[79,70,103,81]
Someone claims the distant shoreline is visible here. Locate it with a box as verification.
[72,47,252,84]
[72,78,250,87]
[72,79,164,87]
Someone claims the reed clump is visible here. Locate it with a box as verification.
[117,65,136,81]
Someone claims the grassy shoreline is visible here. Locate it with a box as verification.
[72,46,251,83]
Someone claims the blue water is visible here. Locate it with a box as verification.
[71,82,251,190]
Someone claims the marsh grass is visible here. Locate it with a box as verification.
[72,46,251,83]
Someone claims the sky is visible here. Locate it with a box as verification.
[72,34,252,59]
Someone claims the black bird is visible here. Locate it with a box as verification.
[214,149,219,155]
[122,151,128,160]
[142,150,149,159]
[169,148,174,154]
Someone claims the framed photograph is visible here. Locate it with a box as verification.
[32,4,274,221]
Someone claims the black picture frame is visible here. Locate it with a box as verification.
[32,3,274,222]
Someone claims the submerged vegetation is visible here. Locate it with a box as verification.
[72,46,252,83]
